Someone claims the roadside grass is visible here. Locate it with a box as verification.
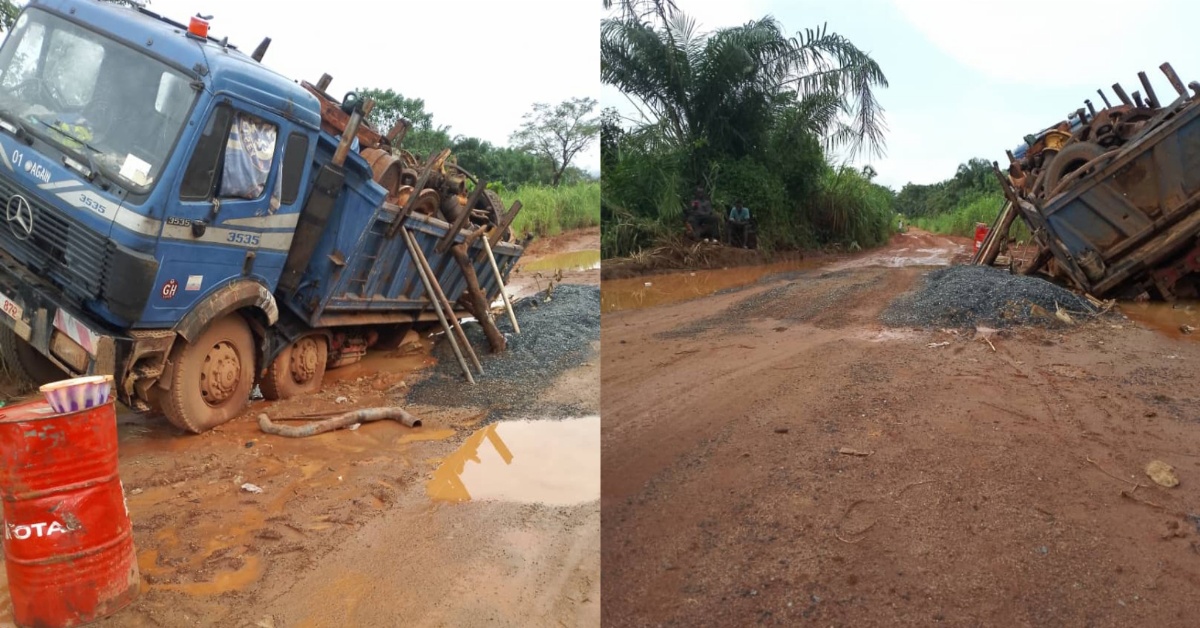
[501,182,600,238]
[914,193,1031,242]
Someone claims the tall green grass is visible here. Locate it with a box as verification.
[913,193,1031,242]
[500,182,600,238]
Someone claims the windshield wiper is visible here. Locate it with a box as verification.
[0,111,31,144]
[29,117,113,188]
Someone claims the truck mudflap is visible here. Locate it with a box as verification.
[0,246,122,382]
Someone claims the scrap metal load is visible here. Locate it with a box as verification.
[302,73,515,243]
[975,62,1200,300]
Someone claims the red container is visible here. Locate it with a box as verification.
[0,398,139,627]
[974,222,989,253]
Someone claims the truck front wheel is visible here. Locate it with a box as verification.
[160,314,255,433]
[0,326,67,392]
[260,335,328,400]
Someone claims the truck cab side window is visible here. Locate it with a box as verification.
[280,132,308,205]
[179,104,232,200]
[219,112,278,201]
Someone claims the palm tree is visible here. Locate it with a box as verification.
[602,0,676,23]
[601,12,888,165]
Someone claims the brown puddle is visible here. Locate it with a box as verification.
[601,260,820,313]
[1120,301,1200,340]
[426,416,600,506]
[825,246,962,271]
[518,249,601,273]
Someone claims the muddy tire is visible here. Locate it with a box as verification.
[160,315,255,434]
[1044,142,1106,192]
[260,335,328,401]
[0,326,66,392]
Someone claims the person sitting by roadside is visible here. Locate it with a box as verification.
[685,186,720,242]
[728,200,751,248]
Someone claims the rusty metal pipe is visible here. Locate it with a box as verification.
[1085,99,1096,116]
[401,228,477,383]
[1160,63,1187,96]
[1112,83,1132,106]
[257,408,423,438]
[481,236,520,334]
[1138,71,1160,108]
[1132,90,1145,108]
[1097,89,1112,109]
[403,227,483,375]
[332,100,370,167]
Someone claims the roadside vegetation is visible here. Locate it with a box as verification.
[898,158,1029,241]
[600,3,896,259]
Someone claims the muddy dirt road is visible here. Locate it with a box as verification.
[0,228,600,628]
[602,229,1200,627]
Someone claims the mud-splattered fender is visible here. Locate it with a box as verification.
[172,279,279,344]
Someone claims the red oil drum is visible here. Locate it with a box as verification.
[974,222,989,253]
[0,398,139,627]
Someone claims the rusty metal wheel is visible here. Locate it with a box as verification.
[160,315,255,434]
[260,336,328,401]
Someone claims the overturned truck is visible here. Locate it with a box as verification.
[976,62,1200,301]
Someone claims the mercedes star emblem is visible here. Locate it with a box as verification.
[5,195,33,241]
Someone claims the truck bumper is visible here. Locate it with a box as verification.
[0,247,121,379]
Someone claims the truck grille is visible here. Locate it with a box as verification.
[0,174,110,305]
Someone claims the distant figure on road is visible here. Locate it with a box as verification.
[685,186,719,242]
[728,200,751,248]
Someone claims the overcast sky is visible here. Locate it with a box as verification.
[601,0,1197,190]
[140,0,603,174]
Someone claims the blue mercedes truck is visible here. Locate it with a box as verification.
[0,0,524,432]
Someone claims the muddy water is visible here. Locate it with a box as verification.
[601,261,820,314]
[518,249,601,273]
[1120,301,1200,340]
[427,416,600,506]
[825,245,962,271]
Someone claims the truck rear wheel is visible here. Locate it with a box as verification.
[160,315,255,434]
[0,326,67,392]
[260,335,328,401]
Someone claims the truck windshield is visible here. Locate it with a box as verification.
[0,9,196,192]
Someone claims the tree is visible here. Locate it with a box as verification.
[2,0,150,32]
[601,12,888,168]
[356,87,452,160]
[510,97,600,187]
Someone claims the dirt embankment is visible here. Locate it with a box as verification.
[602,229,1200,627]
[0,228,600,628]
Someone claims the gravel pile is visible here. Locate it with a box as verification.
[405,284,599,422]
[882,265,1097,329]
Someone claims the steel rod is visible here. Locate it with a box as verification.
[401,229,475,383]
[481,236,520,334]
[404,228,484,374]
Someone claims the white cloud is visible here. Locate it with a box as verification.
[890,0,1178,89]
[151,0,600,171]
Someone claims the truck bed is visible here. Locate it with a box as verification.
[1031,97,1200,298]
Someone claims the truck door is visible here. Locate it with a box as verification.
[146,99,309,323]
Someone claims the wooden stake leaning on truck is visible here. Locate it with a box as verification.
[400,228,476,383]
